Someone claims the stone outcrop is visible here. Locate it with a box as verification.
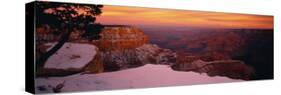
[36,25,149,50]
[172,60,255,80]
[198,60,255,80]
[136,44,177,65]
[36,25,256,80]
[98,44,177,72]
[83,51,104,74]
[90,25,152,72]
[93,25,149,51]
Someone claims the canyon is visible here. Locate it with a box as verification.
[36,25,258,80]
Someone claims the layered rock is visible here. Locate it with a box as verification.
[36,25,256,80]
[93,25,149,51]
[36,25,149,49]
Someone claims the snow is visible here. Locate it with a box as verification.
[36,64,242,93]
[44,43,97,69]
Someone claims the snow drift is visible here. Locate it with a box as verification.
[36,64,242,93]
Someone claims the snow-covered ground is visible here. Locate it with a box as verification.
[44,43,97,69]
[36,43,242,93]
[36,64,242,93]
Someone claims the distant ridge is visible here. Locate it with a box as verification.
[103,25,133,27]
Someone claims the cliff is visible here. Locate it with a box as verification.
[36,25,255,80]
[36,25,149,51]
[93,25,149,51]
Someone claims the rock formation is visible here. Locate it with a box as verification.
[172,59,255,80]
[36,25,256,80]
[93,25,149,51]
[81,25,177,72]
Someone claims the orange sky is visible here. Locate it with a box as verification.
[96,5,273,29]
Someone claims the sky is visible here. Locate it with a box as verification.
[96,5,273,29]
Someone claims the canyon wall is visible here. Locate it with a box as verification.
[36,25,256,80]
[93,25,149,51]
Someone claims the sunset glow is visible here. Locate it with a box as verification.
[96,6,273,29]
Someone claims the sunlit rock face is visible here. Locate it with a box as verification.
[94,25,149,51]
[36,25,257,80]
[89,25,151,71]
[36,25,149,50]
[89,25,177,72]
